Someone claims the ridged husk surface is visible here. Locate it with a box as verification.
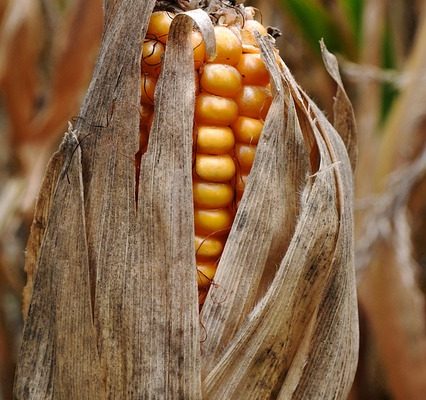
[15,1,358,399]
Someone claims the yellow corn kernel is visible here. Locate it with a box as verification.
[231,116,263,144]
[141,40,164,77]
[212,26,242,65]
[140,104,153,129]
[194,208,233,235]
[236,173,249,199]
[199,289,208,306]
[195,235,224,258]
[141,74,157,105]
[192,31,206,69]
[193,180,234,208]
[200,63,242,98]
[195,93,239,126]
[196,126,235,155]
[236,53,270,86]
[241,19,268,47]
[195,154,236,182]
[235,85,272,120]
[147,11,175,44]
[235,143,257,172]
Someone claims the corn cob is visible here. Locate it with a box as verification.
[140,10,272,306]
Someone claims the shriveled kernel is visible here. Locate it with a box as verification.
[194,208,233,235]
[147,11,175,44]
[212,26,242,65]
[236,53,270,85]
[195,93,238,126]
[196,126,235,154]
[232,116,263,144]
[236,85,272,119]
[195,236,224,258]
[193,181,234,208]
[200,64,242,98]
[235,143,257,171]
[141,40,164,77]
[141,74,157,105]
[195,154,236,182]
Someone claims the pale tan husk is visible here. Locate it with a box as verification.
[14,1,358,399]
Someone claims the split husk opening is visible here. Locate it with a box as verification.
[15,1,358,398]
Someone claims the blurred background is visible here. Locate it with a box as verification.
[1,0,425,399]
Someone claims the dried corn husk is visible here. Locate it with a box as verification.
[14,1,358,398]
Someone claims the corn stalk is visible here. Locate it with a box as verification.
[14,0,358,398]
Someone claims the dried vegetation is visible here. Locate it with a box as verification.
[1,0,425,399]
[9,0,358,397]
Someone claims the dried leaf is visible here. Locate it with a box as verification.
[76,0,156,396]
[320,40,358,171]
[280,95,358,399]
[203,39,358,399]
[21,130,70,317]
[375,7,426,182]
[14,130,104,399]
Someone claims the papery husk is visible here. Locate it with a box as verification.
[202,37,358,399]
[14,1,358,399]
[15,129,103,399]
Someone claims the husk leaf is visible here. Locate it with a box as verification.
[201,36,357,399]
[320,40,358,171]
[15,129,103,399]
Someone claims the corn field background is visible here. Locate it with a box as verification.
[0,0,426,399]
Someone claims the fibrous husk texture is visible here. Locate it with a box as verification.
[14,0,358,398]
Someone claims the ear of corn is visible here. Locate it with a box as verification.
[15,1,358,399]
[140,10,273,305]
